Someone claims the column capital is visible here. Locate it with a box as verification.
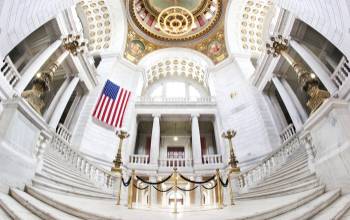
[152,113,161,118]
[191,113,200,118]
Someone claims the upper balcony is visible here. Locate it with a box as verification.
[135,96,216,106]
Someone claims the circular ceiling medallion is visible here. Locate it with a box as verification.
[129,0,222,41]
[158,6,194,37]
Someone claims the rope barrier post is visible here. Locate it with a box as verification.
[128,170,135,209]
[216,169,223,209]
[173,167,178,214]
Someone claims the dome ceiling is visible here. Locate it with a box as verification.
[124,0,229,65]
[129,0,222,41]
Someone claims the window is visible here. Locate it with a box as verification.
[166,82,186,98]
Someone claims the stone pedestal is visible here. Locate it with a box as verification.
[304,98,350,193]
[0,97,50,192]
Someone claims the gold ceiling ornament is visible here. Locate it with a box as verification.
[124,28,159,64]
[158,6,195,37]
[266,35,330,113]
[128,0,223,42]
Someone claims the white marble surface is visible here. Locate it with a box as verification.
[30,186,325,220]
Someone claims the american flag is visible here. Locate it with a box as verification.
[92,80,131,128]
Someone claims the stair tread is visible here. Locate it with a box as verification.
[0,206,12,220]
[32,178,114,199]
[253,169,311,188]
[272,189,341,220]
[34,172,105,193]
[38,170,96,188]
[238,179,319,198]
[246,173,317,194]
[10,188,81,220]
[42,163,89,181]
[312,193,350,220]
[0,192,41,220]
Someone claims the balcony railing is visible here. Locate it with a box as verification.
[331,56,350,90]
[202,154,223,165]
[56,123,72,143]
[129,154,149,165]
[135,96,216,105]
[280,124,296,144]
[1,56,21,88]
[159,159,193,168]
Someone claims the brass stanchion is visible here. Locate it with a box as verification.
[173,168,178,214]
[266,35,330,113]
[111,129,130,205]
[216,169,223,209]
[128,170,135,209]
[222,129,240,206]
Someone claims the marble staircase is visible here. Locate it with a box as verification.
[0,143,350,219]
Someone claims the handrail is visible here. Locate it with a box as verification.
[50,124,117,192]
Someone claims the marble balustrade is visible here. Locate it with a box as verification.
[236,133,301,192]
[331,56,350,90]
[50,124,117,193]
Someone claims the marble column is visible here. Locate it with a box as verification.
[149,176,157,207]
[290,39,337,95]
[280,78,308,122]
[272,76,303,130]
[150,114,160,166]
[15,40,62,93]
[48,77,79,129]
[194,176,202,206]
[191,114,202,167]
[44,77,70,120]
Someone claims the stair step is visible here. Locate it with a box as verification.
[34,172,104,194]
[253,168,311,188]
[42,163,89,182]
[0,206,12,220]
[37,170,96,188]
[10,188,81,220]
[0,192,41,220]
[272,189,341,220]
[43,159,85,177]
[238,179,320,199]
[32,179,114,199]
[246,173,317,194]
[271,156,308,175]
[262,164,309,184]
[265,162,308,181]
[26,186,114,220]
[312,193,350,220]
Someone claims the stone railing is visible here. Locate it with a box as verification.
[1,56,21,88]
[159,159,193,168]
[202,154,223,165]
[236,133,301,192]
[129,154,149,165]
[331,56,350,90]
[135,96,216,105]
[280,124,296,143]
[50,124,117,192]
[56,123,72,143]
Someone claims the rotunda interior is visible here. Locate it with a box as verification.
[1,0,350,219]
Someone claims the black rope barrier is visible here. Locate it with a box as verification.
[219,177,229,187]
[122,177,131,187]
[152,185,173,192]
[179,174,216,184]
[136,174,173,185]
[201,182,217,190]
[133,184,149,191]
[176,185,198,192]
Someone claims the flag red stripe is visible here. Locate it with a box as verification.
[96,95,107,119]
[92,95,102,117]
[111,89,124,126]
[114,90,127,127]
[118,91,131,128]
[101,98,111,122]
